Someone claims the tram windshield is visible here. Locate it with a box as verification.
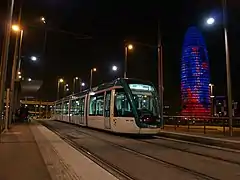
[128,83,160,118]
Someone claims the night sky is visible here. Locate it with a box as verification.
[1,0,240,113]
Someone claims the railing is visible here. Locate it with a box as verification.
[163,116,240,136]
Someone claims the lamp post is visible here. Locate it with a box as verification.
[16,30,24,80]
[73,77,78,94]
[124,44,133,78]
[222,0,233,136]
[73,77,83,94]
[81,82,85,89]
[158,22,164,129]
[0,0,15,130]
[57,78,64,100]
[9,24,23,126]
[90,68,96,89]
[206,0,232,136]
[124,24,164,128]
[40,16,47,63]
[64,84,69,96]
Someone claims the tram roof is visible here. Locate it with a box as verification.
[55,78,154,103]
[91,78,154,91]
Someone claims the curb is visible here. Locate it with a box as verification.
[158,131,240,150]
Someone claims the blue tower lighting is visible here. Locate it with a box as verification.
[181,26,211,116]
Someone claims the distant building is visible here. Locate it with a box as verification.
[214,96,238,117]
[163,105,170,115]
[181,26,211,116]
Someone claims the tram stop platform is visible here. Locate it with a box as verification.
[0,121,117,180]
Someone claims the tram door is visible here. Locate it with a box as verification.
[104,91,111,129]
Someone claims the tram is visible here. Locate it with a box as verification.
[53,78,162,134]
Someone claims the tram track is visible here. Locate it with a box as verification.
[43,122,138,180]
[41,121,221,180]
[136,137,240,166]
[154,135,240,154]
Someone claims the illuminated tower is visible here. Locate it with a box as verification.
[181,26,210,116]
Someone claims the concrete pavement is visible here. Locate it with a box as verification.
[0,122,118,180]
[0,123,51,180]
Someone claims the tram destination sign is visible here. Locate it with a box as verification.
[129,84,154,91]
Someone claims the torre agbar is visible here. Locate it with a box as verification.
[181,26,211,116]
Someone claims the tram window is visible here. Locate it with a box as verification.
[96,93,104,116]
[89,93,104,116]
[104,91,111,117]
[56,104,62,114]
[63,101,69,115]
[89,96,96,115]
[71,99,80,115]
[114,89,133,117]
[79,97,85,116]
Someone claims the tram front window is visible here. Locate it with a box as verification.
[114,89,134,117]
[129,83,160,125]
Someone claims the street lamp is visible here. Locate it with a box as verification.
[73,77,82,94]
[64,84,70,96]
[206,0,233,136]
[57,78,64,100]
[128,44,133,50]
[12,24,20,32]
[90,68,97,89]
[59,78,64,83]
[124,44,133,78]
[112,65,118,71]
[206,17,215,25]
[30,56,37,61]
[41,16,46,24]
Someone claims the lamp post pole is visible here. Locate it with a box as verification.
[16,30,24,80]
[90,68,96,89]
[158,21,164,128]
[0,0,15,130]
[9,7,22,126]
[79,78,83,92]
[90,69,93,89]
[73,78,76,94]
[57,81,62,100]
[124,46,128,78]
[222,0,233,136]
